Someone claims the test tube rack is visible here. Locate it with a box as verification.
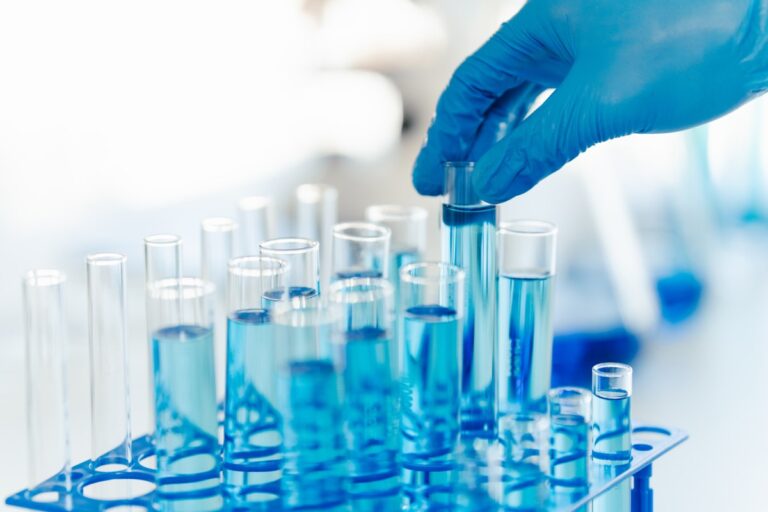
[6,423,686,512]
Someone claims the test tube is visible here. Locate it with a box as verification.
[296,184,338,293]
[332,222,391,280]
[591,363,633,512]
[223,256,288,506]
[328,278,399,508]
[399,262,464,509]
[496,220,557,415]
[442,161,497,438]
[259,237,320,304]
[148,277,221,509]
[143,234,182,439]
[87,254,132,470]
[496,414,546,510]
[273,304,347,510]
[238,196,275,256]
[548,387,591,499]
[23,270,71,492]
[201,217,237,402]
[364,204,427,299]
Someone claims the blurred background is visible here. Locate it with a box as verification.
[1,1,767,510]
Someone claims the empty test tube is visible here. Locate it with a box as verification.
[224,256,288,506]
[328,278,400,508]
[296,184,338,293]
[496,221,557,415]
[238,196,275,256]
[442,161,497,438]
[148,278,221,510]
[399,262,464,510]
[273,304,347,510]
[548,387,591,499]
[332,222,391,280]
[591,363,633,512]
[87,254,132,470]
[259,237,320,304]
[23,270,71,492]
[201,217,237,402]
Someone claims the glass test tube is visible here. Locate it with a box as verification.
[87,254,132,469]
[296,184,338,293]
[365,205,427,303]
[399,262,464,509]
[496,221,557,415]
[548,387,590,500]
[442,161,497,437]
[332,222,391,280]
[328,278,400,507]
[148,278,221,510]
[591,363,633,512]
[238,196,275,256]
[201,217,237,402]
[273,304,347,510]
[259,237,320,304]
[23,270,71,492]
[496,414,546,510]
[143,234,182,439]
[223,256,288,506]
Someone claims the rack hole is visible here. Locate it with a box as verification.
[633,443,653,452]
[82,476,155,500]
[105,506,150,511]
[30,491,59,503]
[138,453,156,470]
[96,462,130,472]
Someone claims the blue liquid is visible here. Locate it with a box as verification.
[223,310,282,505]
[592,391,631,512]
[498,416,545,512]
[497,275,554,414]
[442,203,496,436]
[279,359,347,510]
[401,305,460,508]
[263,286,319,308]
[152,325,221,508]
[335,269,384,280]
[548,414,588,490]
[344,327,400,503]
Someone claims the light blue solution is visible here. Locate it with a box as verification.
[279,359,347,510]
[152,325,222,509]
[223,310,282,507]
[497,275,554,415]
[344,327,400,510]
[591,390,631,512]
[548,414,588,491]
[335,269,384,280]
[263,286,319,307]
[442,203,496,437]
[400,306,460,508]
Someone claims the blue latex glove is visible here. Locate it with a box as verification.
[413,0,768,203]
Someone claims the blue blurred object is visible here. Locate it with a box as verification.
[413,0,768,202]
[552,328,640,389]
[655,270,705,324]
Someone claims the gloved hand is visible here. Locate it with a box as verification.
[413,0,768,203]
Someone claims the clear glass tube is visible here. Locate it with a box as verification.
[591,363,633,512]
[201,217,237,402]
[148,277,221,507]
[365,205,428,306]
[296,184,338,293]
[442,161,497,438]
[259,237,320,304]
[495,413,546,509]
[399,262,464,508]
[223,256,288,506]
[273,304,346,510]
[238,196,275,256]
[496,220,558,416]
[327,278,399,504]
[332,222,391,280]
[548,387,591,494]
[23,270,71,492]
[86,254,132,469]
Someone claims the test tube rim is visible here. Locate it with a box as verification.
[327,276,393,305]
[365,204,428,223]
[399,261,465,287]
[498,219,558,237]
[228,255,289,278]
[24,269,67,287]
[443,161,475,170]
[548,386,592,404]
[86,253,127,266]
[548,386,592,418]
[260,237,319,255]
[296,183,339,204]
[201,217,237,233]
[143,234,182,247]
[238,195,272,211]
[592,362,633,378]
[333,222,391,242]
